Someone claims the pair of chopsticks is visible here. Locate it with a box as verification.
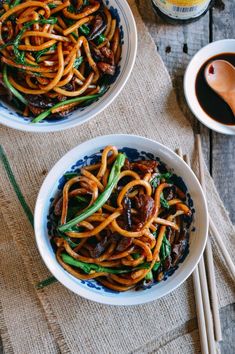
[176,134,235,354]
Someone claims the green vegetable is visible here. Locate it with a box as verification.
[67,4,76,13]
[10,0,22,8]
[160,194,170,209]
[83,0,89,5]
[96,33,106,45]
[61,253,150,274]
[64,172,79,180]
[58,232,80,248]
[13,28,26,64]
[150,172,172,189]
[34,43,57,63]
[73,56,83,69]
[36,276,57,289]
[79,24,90,35]
[160,235,171,261]
[152,261,161,272]
[152,234,171,272]
[11,18,58,64]
[76,195,89,203]
[48,3,57,9]
[145,270,153,281]
[58,153,126,232]
[132,253,140,260]
[3,66,27,105]
[31,86,107,123]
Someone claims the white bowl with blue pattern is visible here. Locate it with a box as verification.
[0,0,137,132]
[34,135,208,305]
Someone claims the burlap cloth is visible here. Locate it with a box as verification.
[0,1,234,353]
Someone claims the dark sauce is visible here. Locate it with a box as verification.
[195,53,235,125]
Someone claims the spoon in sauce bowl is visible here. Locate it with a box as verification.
[204,60,235,116]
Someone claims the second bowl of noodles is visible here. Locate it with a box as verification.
[34,134,208,305]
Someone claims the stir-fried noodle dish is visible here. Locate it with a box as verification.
[50,146,194,292]
[0,0,121,123]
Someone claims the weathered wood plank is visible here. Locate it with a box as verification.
[220,303,235,354]
[135,0,211,166]
[211,0,235,223]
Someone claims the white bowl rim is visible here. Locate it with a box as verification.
[0,0,137,133]
[34,134,209,305]
[184,39,235,135]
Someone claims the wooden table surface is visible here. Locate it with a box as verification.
[136,0,235,353]
[0,2,234,353]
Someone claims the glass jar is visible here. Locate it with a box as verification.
[151,0,214,24]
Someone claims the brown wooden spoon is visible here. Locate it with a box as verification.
[204,59,235,116]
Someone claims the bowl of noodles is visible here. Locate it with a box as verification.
[0,0,137,132]
[34,134,208,305]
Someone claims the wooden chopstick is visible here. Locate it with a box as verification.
[184,151,217,353]
[176,148,209,354]
[196,134,225,342]
[196,135,235,280]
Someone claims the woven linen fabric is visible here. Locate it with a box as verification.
[0,1,234,353]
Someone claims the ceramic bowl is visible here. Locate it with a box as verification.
[184,39,235,135]
[0,0,137,133]
[34,134,208,305]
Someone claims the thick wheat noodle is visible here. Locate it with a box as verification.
[62,1,100,20]
[109,226,167,286]
[63,16,93,36]
[54,71,74,87]
[111,28,119,55]
[21,31,69,42]
[133,239,152,262]
[62,53,77,76]
[141,231,156,249]
[37,77,49,86]
[81,168,105,191]
[26,53,36,62]
[107,19,116,41]
[61,176,98,225]
[26,75,37,89]
[102,168,110,187]
[51,86,100,114]
[0,2,50,40]
[54,72,94,96]
[96,145,118,179]
[38,42,64,91]
[154,182,171,209]
[51,0,70,15]
[111,215,157,238]
[168,198,185,206]
[176,203,191,215]
[73,68,85,81]
[115,43,122,64]
[108,246,136,260]
[79,36,99,82]
[154,217,179,230]
[18,39,57,52]
[65,211,122,238]
[104,7,112,36]
[9,76,47,95]
[121,255,145,267]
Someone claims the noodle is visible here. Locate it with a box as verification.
[0,0,122,122]
[50,145,194,291]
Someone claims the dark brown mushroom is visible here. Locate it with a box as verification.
[171,229,189,266]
